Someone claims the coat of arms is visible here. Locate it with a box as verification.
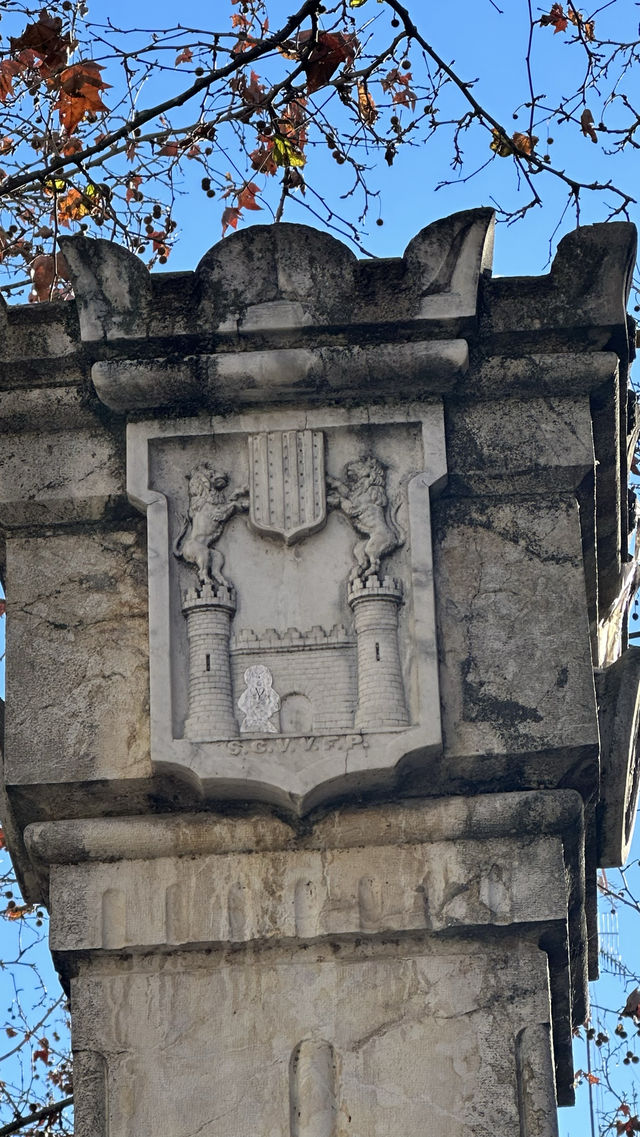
[248,429,326,545]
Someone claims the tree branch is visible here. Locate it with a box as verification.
[0,1096,73,1137]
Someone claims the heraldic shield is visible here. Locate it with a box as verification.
[248,429,327,544]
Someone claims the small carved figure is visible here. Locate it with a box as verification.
[174,464,248,587]
[237,665,281,733]
[327,455,403,581]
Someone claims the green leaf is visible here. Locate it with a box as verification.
[272,135,306,168]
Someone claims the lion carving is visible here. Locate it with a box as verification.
[327,456,403,582]
[173,464,248,588]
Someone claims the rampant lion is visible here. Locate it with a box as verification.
[173,464,248,588]
[327,455,403,582]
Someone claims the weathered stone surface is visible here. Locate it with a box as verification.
[68,940,554,1137]
[433,494,598,783]
[596,647,640,866]
[0,213,638,1137]
[4,529,150,793]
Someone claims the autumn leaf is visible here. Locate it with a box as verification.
[272,134,306,167]
[237,182,262,211]
[512,131,538,155]
[221,205,242,235]
[490,128,514,157]
[540,4,568,33]
[4,903,33,920]
[580,107,597,143]
[126,175,142,202]
[288,30,357,94]
[349,0,368,6]
[586,1073,600,1085]
[54,186,95,226]
[61,136,82,157]
[29,252,71,301]
[568,9,596,39]
[10,10,73,77]
[175,47,193,66]
[249,144,277,176]
[357,82,377,125]
[54,60,110,134]
[158,140,180,157]
[621,1105,632,1117]
[0,59,24,104]
[0,824,5,848]
[5,1026,17,1038]
[382,68,416,111]
[33,1041,50,1065]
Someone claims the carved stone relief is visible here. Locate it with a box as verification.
[128,402,446,807]
[238,665,281,733]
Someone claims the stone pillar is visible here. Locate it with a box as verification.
[182,583,238,739]
[1,214,639,1137]
[349,575,409,729]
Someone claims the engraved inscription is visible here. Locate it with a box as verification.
[237,664,281,733]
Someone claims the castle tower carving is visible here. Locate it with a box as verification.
[182,584,238,739]
[348,575,409,729]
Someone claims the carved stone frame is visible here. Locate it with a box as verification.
[127,401,447,812]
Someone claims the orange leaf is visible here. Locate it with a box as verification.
[61,136,82,157]
[175,47,193,66]
[0,59,24,104]
[250,143,277,176]
[512,131,537,155]
[126,175,142,202]
[29,252,71,301]
[54,60,110,134]
[586,1073,599,1085]
[5,903,32,920]
[0,824,5,848]
[221,206,241,235]
[540,4,569,32]
[237,182,261,211]
[357,82,377,125]
[158,141,179,157]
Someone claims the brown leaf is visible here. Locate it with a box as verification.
[125,175,142,202]
[301,31,357,94]
[512,131,538,155]
[158,141,179,157]
[0,59,24,104]
[221,205,242,235]
[29,252,71,301]
[54,60,110,134]
[10,10,73,77]
[237,182,261,211]
[357,81,377,126]
[580,107,597,143]
[540,4,568,32]
[175,47,193,66]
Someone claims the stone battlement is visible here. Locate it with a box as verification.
[231,623,354,654]
[183,582,236,610]
[348,575,404,602]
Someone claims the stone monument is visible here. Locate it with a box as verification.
[1,209,639,1137]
